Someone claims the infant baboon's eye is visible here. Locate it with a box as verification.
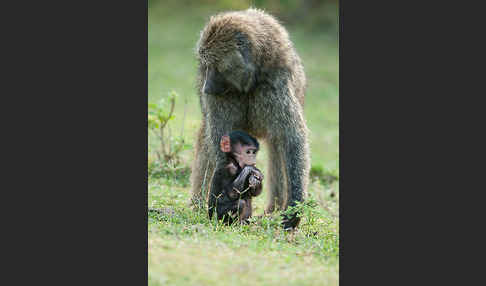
[246,150,251,154]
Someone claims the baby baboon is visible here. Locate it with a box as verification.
[208,131,264,225]
[190,8,310,230]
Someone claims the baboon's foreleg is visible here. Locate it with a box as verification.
[261,90,310,229]
[279,124,310,229]
[265,140,288,214]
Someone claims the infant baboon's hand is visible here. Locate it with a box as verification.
[248,174,261,188]
[251,169,263,181]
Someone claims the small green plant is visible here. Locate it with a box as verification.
[148,91,191,165]
[148,91,192,183]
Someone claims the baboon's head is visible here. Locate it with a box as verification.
[196,15,257,96]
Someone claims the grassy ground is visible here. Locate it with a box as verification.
[149,177,338,286]
[148,1,339,285]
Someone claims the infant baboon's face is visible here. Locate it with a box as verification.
[232,142,258,167]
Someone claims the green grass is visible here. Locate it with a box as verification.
[149,177,339,286]
[148,1,339,285]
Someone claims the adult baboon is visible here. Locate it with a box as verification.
[190,8,310,229]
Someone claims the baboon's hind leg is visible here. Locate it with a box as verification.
[190,124,214,210]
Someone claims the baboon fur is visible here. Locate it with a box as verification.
[190,8,310,229]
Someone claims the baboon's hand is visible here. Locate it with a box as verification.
[248,174,261,188]
[250,168,264,181]
[248,175,257,187]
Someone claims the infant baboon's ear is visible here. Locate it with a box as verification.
[220,135,231,153]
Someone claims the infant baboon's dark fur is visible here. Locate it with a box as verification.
[190,8,310,230]
[208,131,263,225]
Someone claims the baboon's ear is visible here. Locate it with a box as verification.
[220,135,231,152]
